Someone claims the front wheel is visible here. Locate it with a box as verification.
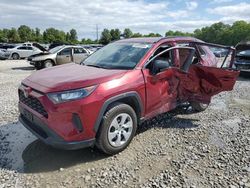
[43,60,54,68]
[96,103,137,155]
[12,53,20,60]
[190,101,209,112]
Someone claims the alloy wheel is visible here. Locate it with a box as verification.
[108,113,133,147]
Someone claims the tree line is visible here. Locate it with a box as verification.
[0,21,250,46]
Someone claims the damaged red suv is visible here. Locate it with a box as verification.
[18,37,239,154]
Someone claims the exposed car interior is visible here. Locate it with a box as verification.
[146,45,173,71]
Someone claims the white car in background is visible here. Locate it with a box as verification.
[5,46,42,59]
[0,49,7,60]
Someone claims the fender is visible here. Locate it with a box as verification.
[93,91,144,132]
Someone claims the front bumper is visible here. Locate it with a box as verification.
[19,105,95,150]
[0,55,8,60]
[3,53,10,59]
[29,61,41,66]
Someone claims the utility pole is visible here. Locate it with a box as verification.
[96,24,99,43]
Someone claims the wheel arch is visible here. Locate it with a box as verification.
[12,52,20,58]
[43,58,56,65]
[93,91,144,133]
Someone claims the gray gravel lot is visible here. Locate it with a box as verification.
[0,60,249,188]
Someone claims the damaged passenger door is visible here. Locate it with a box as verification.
[143,43,239,118]
[174,42,240,103]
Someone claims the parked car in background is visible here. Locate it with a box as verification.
[210,47,229,57]
[28,45,91,69]
[5,45,43,59]
[19,37,239,155]
[48,42,70,50]
[82,44,103,53]
[0,49,7,60]
[235,41,250,73]
[0,43,16,50]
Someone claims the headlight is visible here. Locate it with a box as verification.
[47,85,97,104]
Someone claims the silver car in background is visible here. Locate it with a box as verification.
[5,45,42,59]
[0,49,7,60]
[28,45,92,69]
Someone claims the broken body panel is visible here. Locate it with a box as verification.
[141,40,239,118]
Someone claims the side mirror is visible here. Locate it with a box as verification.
[151,60,170,75]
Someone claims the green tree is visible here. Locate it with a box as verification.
[34,28,43,42]
[229,21,250,45]
[66,32,70,42]
[100,29,112,44]
[132,32,143,38]
[144,33,162,37]
[110,28,121,41]
[43,28,66,43]
[123,28,133,38]
[18,25,32,42]
[7,28,20,42]
[0,30,6,42]
[194,22,230,45]
[81,38,96,44]
[165,30,192,37]
[69,29,78,43]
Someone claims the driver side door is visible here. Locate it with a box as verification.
[143,46,191,119]
[56,47,73,65]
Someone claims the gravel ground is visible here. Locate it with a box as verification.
[0,60,249,188]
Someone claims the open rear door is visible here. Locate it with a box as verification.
[174,42,240,103]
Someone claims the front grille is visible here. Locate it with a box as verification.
[19,90,48,118]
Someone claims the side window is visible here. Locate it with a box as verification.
[17,47,27,50]
[27,47,33,50]
[146,45,173,72]
[58,48,71,55]
[177,42,200,65]
[74,48,87,54]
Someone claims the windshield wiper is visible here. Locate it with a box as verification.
[86,64,108,69]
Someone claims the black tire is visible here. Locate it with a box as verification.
[12,53,20,60]
[96,103,137,155]
[35,64,42,70]
[190,101,209,112]
[43,60,54,68]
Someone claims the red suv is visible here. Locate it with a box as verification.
[18,37,239,154]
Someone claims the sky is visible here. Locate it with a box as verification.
[0,0,249,39]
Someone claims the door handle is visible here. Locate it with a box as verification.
[65,55,70,57]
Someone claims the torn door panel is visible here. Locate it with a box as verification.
[172,65,239,104]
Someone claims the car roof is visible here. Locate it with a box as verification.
[59,45,86,48]
[117,36,203,44]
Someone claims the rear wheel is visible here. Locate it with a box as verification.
[12,53,20,60]
[190,101,209,112]
[43,60,54,68]
[96,103,137,155]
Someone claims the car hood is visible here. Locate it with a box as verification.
[29,52,51,58]
[31,53,55,61]
[23,63,128,93]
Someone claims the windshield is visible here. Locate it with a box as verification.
[83,42,151,69]
[49,46,64,53]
